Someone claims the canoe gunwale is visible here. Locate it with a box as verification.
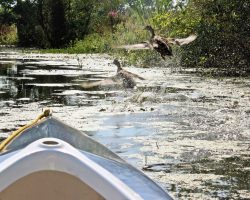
[0,117,124,163]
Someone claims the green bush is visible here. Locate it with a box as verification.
[67,33,112,53]
[0,25,18,45]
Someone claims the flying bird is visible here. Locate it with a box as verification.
[115,25,197,60]
[81,59,145,89]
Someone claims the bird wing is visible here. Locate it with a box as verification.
[124,70,145,80]
[113,42,151,50]
[80,77,122,89]
[168,34,197,46]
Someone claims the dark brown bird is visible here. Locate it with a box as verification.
[114,59,145,87]
[144,25,173,59]
[115,25,197,60]
[81,59,145,89]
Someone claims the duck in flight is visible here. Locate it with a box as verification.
[115,25,197,60]
[81,59,145,89]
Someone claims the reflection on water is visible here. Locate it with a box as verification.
[0,52,250,199]
[0,62,116,106]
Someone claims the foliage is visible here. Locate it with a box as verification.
[89,0,123,34]
[14,0,40,47]
[148,1,201,68]
[150,5,200,36]
[67,33,112,53]
[109,0,196,67]
[41,0,68,48]
[181,0,250,75]
[2,0,98,48]
[0,0,17,45]
[146,0,250,75]
[0,0,16,25]
[66,0,94,39]
[126,0,173,20]
[1,0,250,75]
[111,15,161,66]
[0,24,17,44]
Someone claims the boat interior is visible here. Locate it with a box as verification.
[0,170,105,200]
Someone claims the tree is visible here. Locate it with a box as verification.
[0,0,16,25]
[181,0,250,75]
[40,0,69,48]
[66,0,94,39]
[14,0,39,46]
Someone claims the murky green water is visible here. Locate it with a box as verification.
[0,49,250,199]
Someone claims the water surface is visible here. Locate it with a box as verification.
[0,50,250,199]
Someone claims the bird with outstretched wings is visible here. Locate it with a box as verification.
[114,25,197,60]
